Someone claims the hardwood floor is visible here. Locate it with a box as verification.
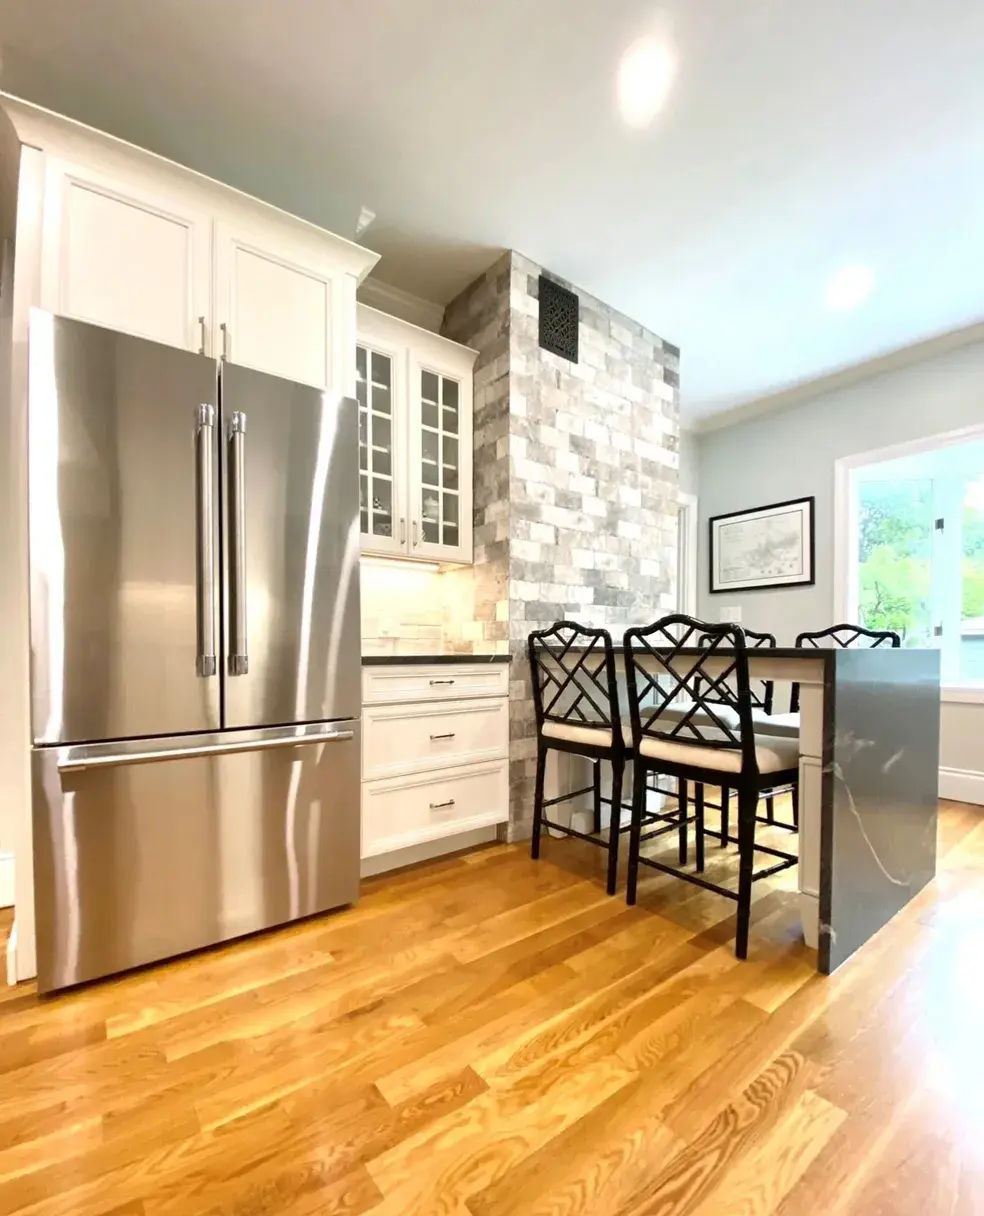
[1,799,983,1214]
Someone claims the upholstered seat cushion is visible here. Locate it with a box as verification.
[753,710,800,738]
[542,713,643,749]
[637,729,799,774]
[541,720,615,748]
[656,703,801,740]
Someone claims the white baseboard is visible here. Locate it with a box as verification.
[360,825,499,878]
[0,852,13,910]
[939,767,984,807]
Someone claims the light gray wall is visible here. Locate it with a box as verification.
[678,429,699,496]
[695,338,984,786]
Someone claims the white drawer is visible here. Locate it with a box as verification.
[361,761,508,857]
[361,662,509,706]
[363,699,508,781]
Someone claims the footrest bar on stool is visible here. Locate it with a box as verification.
[540,819,609,847]
[636,854,741,900]
[542,786,595,809]
[752,858,799,881]
[639,817,695,845]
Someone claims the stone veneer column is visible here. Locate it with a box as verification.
[442,251,680,839]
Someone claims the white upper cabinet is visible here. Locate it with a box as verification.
[215,221,349,392]
[357,305,476,565]
[10,96,377,389]
[40,156,212,351]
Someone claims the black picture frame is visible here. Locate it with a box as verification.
[708,495,816,594]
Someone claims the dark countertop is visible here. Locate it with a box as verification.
[361,653,511,666]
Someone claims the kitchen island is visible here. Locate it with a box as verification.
[611,644,941,973]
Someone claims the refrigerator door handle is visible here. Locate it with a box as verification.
[57,728,355,773]
[228,410,249,676]
[195,403,217,678]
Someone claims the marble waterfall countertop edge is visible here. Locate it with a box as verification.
[361,653,511,666]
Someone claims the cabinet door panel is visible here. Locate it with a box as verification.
[41,158,211,351]
[357,339,407,556]
[216,224,333,389]
[410,358,472,563]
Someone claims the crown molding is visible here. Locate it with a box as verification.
[357,277,445,333]
[693,317,984,434]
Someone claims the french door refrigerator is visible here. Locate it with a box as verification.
[28,309,362,993]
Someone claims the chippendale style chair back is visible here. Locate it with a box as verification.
[699,626,778,716]
[528,620,623,749]
[528,620,632,895]
[790,623,901,711]
[621,614,798,958]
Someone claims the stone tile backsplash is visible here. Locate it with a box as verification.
[441,251,680,837]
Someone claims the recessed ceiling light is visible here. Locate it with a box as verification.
[617,36,676,129]
[825,265,876,311]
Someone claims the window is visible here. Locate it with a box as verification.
[846,435,984,685]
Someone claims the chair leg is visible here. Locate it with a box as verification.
[695,782,705,872]
[765,794,775,824]
[531,745,547,861]
[721,787,730,847]
[678,778,689,865]
[593,760,602,835]
[606,759,624,896]
[792,784,799,830]
[735,787,757,959]
[626,760,646,906]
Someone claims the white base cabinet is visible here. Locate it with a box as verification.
[361,662,510,861]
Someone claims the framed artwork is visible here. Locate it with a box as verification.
[709,496,815,593]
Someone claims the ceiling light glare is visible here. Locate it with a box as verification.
[825,265,876,311]
[617,36,676,129]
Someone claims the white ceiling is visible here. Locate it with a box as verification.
[2,0,983,421]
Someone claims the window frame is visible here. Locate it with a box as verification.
[834,423,984,699]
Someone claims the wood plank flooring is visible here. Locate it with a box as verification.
[1,798,983,1214]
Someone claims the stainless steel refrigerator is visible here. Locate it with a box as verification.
[28,309,362,993]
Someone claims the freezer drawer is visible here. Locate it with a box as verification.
[32,722,360,993]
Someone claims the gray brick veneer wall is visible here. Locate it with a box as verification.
[442,252,680,838]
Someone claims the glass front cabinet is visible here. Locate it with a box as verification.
[356,305,476,564]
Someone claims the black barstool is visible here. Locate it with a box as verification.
[528,621,672,895]
[623,615,799,959]
[790,623,901,712]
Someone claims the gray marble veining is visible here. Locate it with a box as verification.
[820,647,940,973]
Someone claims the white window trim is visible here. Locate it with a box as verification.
[833,421,984,704]
[677,492,698,616]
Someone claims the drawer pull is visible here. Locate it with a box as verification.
[430,798,456,810]
[430,678,456,686]
[430,732,456,741]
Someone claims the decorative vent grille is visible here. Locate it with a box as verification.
[538,275,579,363]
